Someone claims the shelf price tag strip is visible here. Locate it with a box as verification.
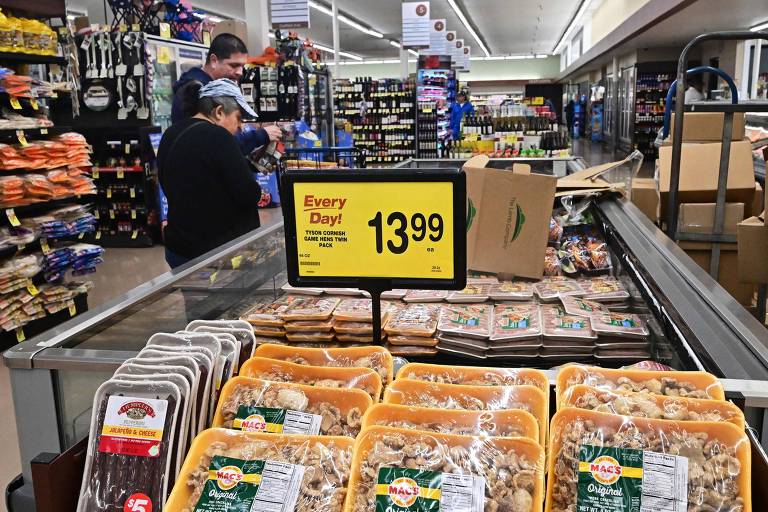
[281,167,466,343]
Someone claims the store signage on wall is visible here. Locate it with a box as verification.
[426,18,446,55]
[454,39,464,69]
[445,31,457,66]
[270,0,310,29]
[402,2,431,49]
[463,45,471,72]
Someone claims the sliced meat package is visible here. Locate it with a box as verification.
[213,377,372,437]
[397,362,548,391]
[284,319,334,332]
[384,303,440,337]
[335,333,379,343]
[384,379,548,446]
[280,282,324,295]
[579,276,630,301]
[253,325,287,337]
[331,298,377,322]
[556,365,725,408]
[534,277,585,301]
[362,402,540,440]
[403,289,448,302]
[332,320,372,334]
[239,356,382,401]
[546,408,751,512]
[76,379,180,512]
[279,296,341,321]
[488,280,535,301]
[437,304,492,339]
[589,312,650,338]
[541,305,597,340]
[491,303,542,341]
[240,295,303,326]
[436,341,488,360]
[164,429,353,512]
[380,289,407,299]
[387,335,438,347]
[560,295,609,317]
[286,331,335,342]
[188,321,256,368]
[385,344,439,357]
[446,283,490,303]
[344,426,544,512]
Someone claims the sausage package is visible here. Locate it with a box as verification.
[284,319,335,332]
[239,356,382,401]
[240,296,303,326]
[254,344,394,386]
[384,379,548,446]
[397,363,549,392]
[437,304,492,339]
[213,377,372,437]
[437,341,488,360]
[361,403,539,440]
[579,276,630,301]
[77,379,181,512]
[556,364,726,408]
[541,305,597,340]
[332,320,373,334]
[332,298,377,322]
[546,408,751,512]
[534,277,585,301]
[488,280,535,301]
[253,325,287,337]
[164,428,353,512]
[589,312,650,338]
[386,343,439,356]
[491,303,542,341]
[387,335,438,347]
[335,333,379,343]
[285,331,335,342]
[560,384,745,428]
[384,303,440,337]
[344,426,544,512]
[279,296,341,321]
[560,295,608,317]
[445,283,491,303]
[403,289,448,303]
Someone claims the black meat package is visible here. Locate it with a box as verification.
[77,379,180,512]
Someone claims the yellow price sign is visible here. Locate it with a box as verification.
[30,99,38,110]
[157,45,172,65]
[159,22,171,39]
[9,96,21,110]
[117,168,125,179]
[68,301,76,317]
[6,208,20,227]
[291,181,456,279]
[16,327,25,343]
[16,130,28,146]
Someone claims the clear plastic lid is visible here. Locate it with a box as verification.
[437,304,492,339]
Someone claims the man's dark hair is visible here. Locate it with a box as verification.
[206,33,248,63]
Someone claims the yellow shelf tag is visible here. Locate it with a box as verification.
[78,232,85,239]
[15,327,25,343]
[131,23,141,32]
[209,271,219,284]
[117,168,125,179]
[131,209,136,220]
[40,238,50,254]
[92,167,99,179]
[124,143,131,155]
[30,99,38,110]
[9,96,21,110]
[129,187,136,198]
[27,280,39,296]
[131,230,138,240]
[109,210,115,220]
[106,188,112,199]
[68,301,76,317]
[95,231,102,240]
[16,130,28,146]
[6,208,20,227]
[40,128,48,134]
[231,255,243,269]
[159,22,171,39]
[94,210,100,219]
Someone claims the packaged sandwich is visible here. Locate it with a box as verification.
[491,303,542,341]
[546,408,750,512]
[541,305,596,340]
[254,344,394,386]
[488,280,535,301]
[76,379,180,512]
[397,362,549,392]
[589,312,650,338]
[164,428,353,512]
[240,295,303,326]
[579,276,630,301]
[560,295,608,317]
[446,283,490,303]
[437,304,492,339]
[534,277,585,301]
[279,296,341,321]
[213,377,372,437]
[344,426,544,512]
[284,319,334,332]
[556,364,725,408]
[384,303,440,337]
[403,289,448,303]
[239,356,382,401]
[361,403,539,440]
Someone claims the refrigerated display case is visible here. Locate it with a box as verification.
[5,159,768,510]
[300,68,334,146]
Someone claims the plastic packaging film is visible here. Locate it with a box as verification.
[77,379,181,512]
[164,428,354,512]
[361,403,540,440]
[186,319,256,365]
[239,356,382,401]
[560,384,745,429]
[556,364,725,408]
[213,376,373,437]
[396,362,549,393]
[254,344,394,387]
[343,426,545,512]
[437,304,492,339]
[384,379,548,446]
[545,408,751,512]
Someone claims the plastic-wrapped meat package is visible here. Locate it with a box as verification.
[436,336,488,360]
[589,312,650,338]
[544,246,562,276]
[386,344,439,357]
[437,304,492,339]
[387,335,438,347]
[238,356,382,401]
[384,303,440,338]
[491,303,542,341]
[403,289,448,303]
[213,377,372,437]
[280,282,324,295]
[332,298,375,322]
[345,426,544,512]
[285,319,335,332]
[164,429,353,512]
[189,321,255,370]
[446,282,491,303]
[76,379,180,512]
[488,280,535,301]
[541,305,597,341]
[286,331,336,342]
[560,295,609,316]
[362,402,540,439]
[559,384,745,428]
[579,276,630,302]
[384,379,548,445]
[546,408,750,512]
[556,365,725,408]
[534,277,585,301]
[332,320,372,334]
[381,289,407,299]
[254,344,394,387]
[279,296,341,321]
[396,362,549,392]
[240,295,303,326]
[253,324,286,338]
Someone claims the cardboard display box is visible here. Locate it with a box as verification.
[680,241,754,306]
[668,112,745,142]
[737,213,768,283]
[657,141,756,218]
[464,156,556,279]
[677,202,744,236]
[631,178,659,222]
[750,182,765,219]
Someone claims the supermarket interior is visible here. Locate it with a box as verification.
[1,0,768,511]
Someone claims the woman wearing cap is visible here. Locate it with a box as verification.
[158,78,263,269]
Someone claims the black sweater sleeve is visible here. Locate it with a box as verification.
[206,126,262,209]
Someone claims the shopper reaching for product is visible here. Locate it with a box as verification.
[158,78,262,269]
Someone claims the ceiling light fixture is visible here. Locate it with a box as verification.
[750,20,768,32]
[535,54,549,58]
[207,16,223,23]
[505,55,527,60]
[308,0,383,38]
[313,42,364,61]
[408,49,419,57]
[389,40,402,48]
[446,0,490,57]
[552,0,591,54]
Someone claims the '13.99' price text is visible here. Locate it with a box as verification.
[367,212,443,254]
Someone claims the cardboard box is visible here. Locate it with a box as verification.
[464,156,556,279]
[211,20,248,47]
[657,141,756,218]
[749,182,765,219]
[631,178,659,222]
[556,154,634,197]
[678,202,744,236]
[681,242,754,306]
[737,213,768,283]
[668,112,745,142]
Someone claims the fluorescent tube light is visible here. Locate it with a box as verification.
[390,40,402,48]
[751,20,768,32]
[408,49,419,56]
[309,1,383,38]
[313,42,363,61]
[446,0,490,57]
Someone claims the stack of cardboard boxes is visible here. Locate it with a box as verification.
[630,112,765,307]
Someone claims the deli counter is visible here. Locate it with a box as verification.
[5,157,768,510]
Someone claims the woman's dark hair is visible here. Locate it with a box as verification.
[179,80,240,118]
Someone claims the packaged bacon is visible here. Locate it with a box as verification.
[403,289,448,303]
[491,303,542,341]
[560,295,608,316]
[437,304,491,339]
[76,379,181,512]
[384,303,440,337]
[279,296,340,321]
[488,280,535,301]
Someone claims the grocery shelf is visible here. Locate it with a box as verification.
[82,231,153,247]
[0,51,66,65]
[1,196,90,227]
[92,166,143,173]
[0,293,88,351]
[0,125,73,144]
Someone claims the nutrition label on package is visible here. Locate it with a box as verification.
[439,474,486,512]
[281,410,322,434]
[250,461,305,512]
[640,452,688,512]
